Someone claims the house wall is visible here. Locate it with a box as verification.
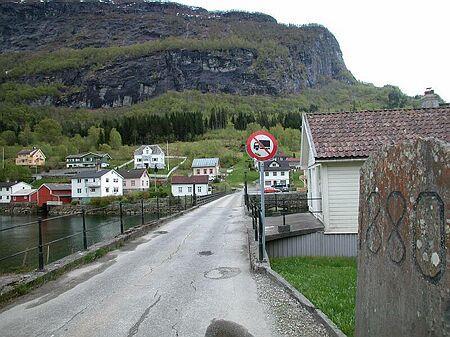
[37,186,72,206]
[12,192,37,203]
[192,165,219,178]
[123,175,150,191]
[134,146,165,169]
[266,232,358,258]
[0,182,31,204]
[72,177,102,199]
[100,171,123,197]
[171,183,208,197]
[263,170,290,187]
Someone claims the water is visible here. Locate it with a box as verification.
[0,213,152,272]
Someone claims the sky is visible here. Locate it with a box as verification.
[176,0,450,101]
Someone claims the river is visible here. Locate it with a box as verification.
[0,213,155,272]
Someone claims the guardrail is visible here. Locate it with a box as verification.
[0,190,231,273]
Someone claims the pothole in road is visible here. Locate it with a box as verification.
[199,250,213,256]
[204,267,241,280]
[154,230,168,235]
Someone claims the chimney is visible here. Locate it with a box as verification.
[421,87,439,108]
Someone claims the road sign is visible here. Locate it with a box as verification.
[246,130,278,161]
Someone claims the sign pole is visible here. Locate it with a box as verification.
[259,160,266,261]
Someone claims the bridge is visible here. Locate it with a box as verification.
[0,193,329,337]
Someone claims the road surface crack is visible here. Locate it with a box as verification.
[171,321,180,336]
[41,305,87,337]
[190,280,197,291]
[127,292,162,337]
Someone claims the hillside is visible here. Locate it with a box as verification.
[0,1,354,108]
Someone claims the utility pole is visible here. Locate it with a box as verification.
[259,161,266,261]
[2,147,4,169]
[166,140,170,172]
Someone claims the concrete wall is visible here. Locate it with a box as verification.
[267,232,357,258]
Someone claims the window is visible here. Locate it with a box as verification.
[188,187,192,192]
[123,181,126,186]
[137,158,142,162]
[178,187,183,193]
[209,168,213,174]
[273,172,277,176]
[203,169,207,174]
[131,180,135,186]
[113,187,119,193]
[0,196,2,200]
[152,158,157,162]
[85,178,88,182]
[113,178,118,183]
[197,186,202,193]
[106,178,109,183]
[90,188,96,192]
[105,187,109,193]
[6,187,9,191]
[265,172,269,176]
[77,188,82,193]
[265,181,271,186]
[281,171,285,176]
[196,169,200,174]
[6,196,9,199]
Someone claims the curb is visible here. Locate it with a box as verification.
[0,205,200,307]
[246,226,347,337]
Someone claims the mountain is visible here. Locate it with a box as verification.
[0,1,354,108]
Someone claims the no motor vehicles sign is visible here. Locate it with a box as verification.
[246,130,278,161]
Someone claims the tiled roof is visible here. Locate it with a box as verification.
[0,182,17,188]
[191,158,219,168]
[11,189,36,196]
[134,145,163,155]
[66,152,110,159]
[43,183,71,191]
[72,170,110,179]
[306,107,450,159]
[263,159,290,171]
[171,175,209,184]
[118,169,147,179]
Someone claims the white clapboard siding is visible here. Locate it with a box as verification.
[325,162,362,233]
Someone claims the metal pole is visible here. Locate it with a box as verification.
[119,202,124,234]
[82,209,87,250]
[193,183,196,206]
[254,206,258,242]
[37,218,44,271]
[259,161,266,261]
[156,196,160,219]
[283,198,286,227]
[141,199,144,225]
[184,195,187,210]
[258,208,263,260]
[244,171,248,208]
[275,193,278,213]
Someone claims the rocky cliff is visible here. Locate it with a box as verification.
[0,1,354,108]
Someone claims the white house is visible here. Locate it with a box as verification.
[66,152,111,168]
[262,158,290,187]
[171,175,210,197]
[71,169,123,201]
[0,182,32,203]
[192,158,220,180]
[118,169,150,192]
[134,145,165,170]
[300,106,449,234]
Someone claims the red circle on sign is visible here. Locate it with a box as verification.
[246,130,278,161]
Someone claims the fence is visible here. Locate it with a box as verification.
[0,191,231,273]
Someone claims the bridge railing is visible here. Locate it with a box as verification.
[0,190,230,274]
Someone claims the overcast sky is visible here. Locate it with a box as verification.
[176,0,449,101]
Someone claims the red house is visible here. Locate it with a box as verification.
[36,183,72,207]
[11,189,37,203]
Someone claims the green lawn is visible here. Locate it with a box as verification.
[225,158,259,187]
[271,256,357,336]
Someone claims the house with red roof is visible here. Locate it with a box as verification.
[300,106,449,234]
[171,175,210,197]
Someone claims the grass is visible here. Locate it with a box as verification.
[271,256,357,336]
[225,157,259,187]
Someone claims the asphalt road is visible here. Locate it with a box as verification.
[0,193,328,337]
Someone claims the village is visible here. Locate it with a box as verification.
[0,143,301,210]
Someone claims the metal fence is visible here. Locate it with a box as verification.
[0,191,231,273]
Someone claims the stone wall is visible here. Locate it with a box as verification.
[356,138,449,337]
[0,203,38,215]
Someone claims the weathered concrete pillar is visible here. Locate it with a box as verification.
[356,138,449,337]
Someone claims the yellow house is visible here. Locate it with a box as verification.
[16,148,46,166]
